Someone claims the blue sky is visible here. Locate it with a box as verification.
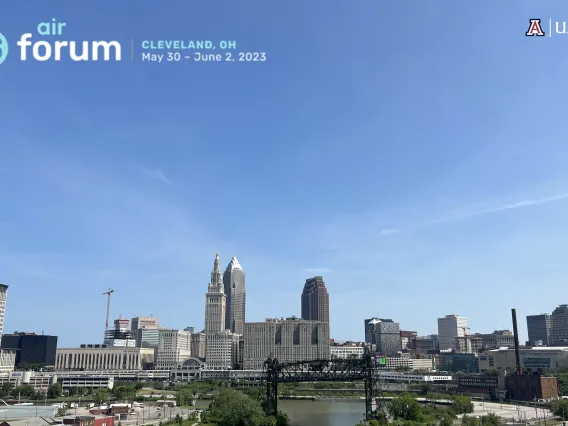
[1,1,568,347]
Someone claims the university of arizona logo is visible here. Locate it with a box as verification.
[526,19,545,36]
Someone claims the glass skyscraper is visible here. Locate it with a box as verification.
[223,257,246,335]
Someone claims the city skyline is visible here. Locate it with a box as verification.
[3,2,568,347]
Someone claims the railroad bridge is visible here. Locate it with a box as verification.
[259,346,387,421]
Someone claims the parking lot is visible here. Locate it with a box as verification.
[458,401,554,422]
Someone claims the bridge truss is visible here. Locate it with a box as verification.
[259,346,387,421]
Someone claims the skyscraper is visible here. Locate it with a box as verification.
[365,318,379,345]
[551,304,568,346]
[0,285,7,342]
[526,314,551,346]
[301,276,329,324]
[437,314,468,351]
[204,253,227,335]
[223,256,246,334]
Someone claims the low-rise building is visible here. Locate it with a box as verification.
[330,343,364,359]
[436,353,478,373]
[0,371,56,392]
[55,347,155,371]
[505,374,558,401]
[478,347,568,373]
[400,331,417,350]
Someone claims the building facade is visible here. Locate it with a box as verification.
[330,343,364,359]
[301,277,329,324]
[373,319,402,356]
[243,317,330,370]
[0,285,7,342]
[130,316,159,334]
[400,331,417,350]
[155,329,191,370]
[437,314,468,351]
[55,347,155,371]
[205,330,239,370]
[204,253,227,335]
[136,328,162,348]
[526,314,551,346]
[365,318,379,345]
[437,353,478,373]
[1,332,58,367]
[223,256,246,335]
[550,305,568,346]
[454,330,514,354]
[191,333,206,360]
[478,347,568,373]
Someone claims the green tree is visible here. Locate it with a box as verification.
[13,384,36,398]
[451,395,474,414]
[552,399,568,420]
[47,383,63,399]
[206,389,285,426]
[480,413,500,425]
[461,414,480,426]
[93,389,110,404]
[439,410,456,426]
[387,394,424,421]
[174,413,182,425]
[175,389,195,407]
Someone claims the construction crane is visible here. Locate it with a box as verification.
[102,288,114,333]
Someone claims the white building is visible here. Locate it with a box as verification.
[478,346,568,373]
[155,329,191,370]
[205,330,239,370]
[55,347,155,371]
[330,344,364,359]
[437,314,468,351]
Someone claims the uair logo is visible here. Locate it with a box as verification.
[0,32,8,64]
[0,19,121,64]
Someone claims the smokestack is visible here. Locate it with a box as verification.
[511,308,522,375]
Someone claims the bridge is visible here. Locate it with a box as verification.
[259,346,387,421]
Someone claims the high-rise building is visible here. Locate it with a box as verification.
[104,317,136,347]
[131,316,159,334]
[373,319,402,356]
[527,314,552,346]
[243,317,330,370]
[551,305,568,346]
[437,314,468,351]
[205,330,239,370]
[365,318,379,345]
[204,253,227,335]
[301,276,329,324]
[0,285,8,342]
[223,256,246,335]
[0,285,16,376]
[155,329,191,370]
[1,332,58,368]
[136,328,161,348]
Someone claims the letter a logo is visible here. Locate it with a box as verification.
[526,19,545,36]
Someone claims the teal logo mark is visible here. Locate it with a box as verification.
[0,32,8,64]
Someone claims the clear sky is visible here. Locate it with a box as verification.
[1,1,568,347]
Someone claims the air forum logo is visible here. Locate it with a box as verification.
[0,18,122,64]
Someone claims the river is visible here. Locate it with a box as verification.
[278,400,365,426]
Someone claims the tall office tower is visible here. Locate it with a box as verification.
[204,253,227,335]
[0,285,16,375]
[131,316,159,334]
[526,314,551,346]
[373,319,402,356]
[223,257,246,334]
[437,314,468,351]
[365,318,380,345]
[301,276,329,324]
[551,305,568,346]
[0,284,8,341]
